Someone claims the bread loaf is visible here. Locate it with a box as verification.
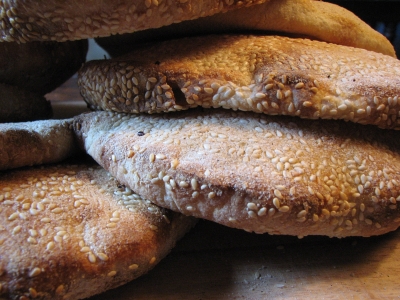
[96,0,396,57]
[0,118,80,170]
[0,158,196,299]
[73,109,400,238]
[79,35,400,129]
[0,0,267,42]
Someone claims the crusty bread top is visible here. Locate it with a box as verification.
[0,158,195,299]
[96,0,396,58]
[79,35,400,129]
[0,0,267,42]
[0,118,80,170]
[73,109,400,238]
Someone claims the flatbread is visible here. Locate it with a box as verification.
[73,109,400,238]
[79,35,400,129]
[0,158,195,299]
[0,0,268,42]
[0,118,80,170]
[96,0,396,57]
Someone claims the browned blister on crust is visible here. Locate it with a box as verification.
[74,109,400,238]
[0,160,195,299]
[0,118,80,170]
[78,35,400,129]
[0,0,267,42]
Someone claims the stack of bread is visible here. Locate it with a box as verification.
[1,0,400,299]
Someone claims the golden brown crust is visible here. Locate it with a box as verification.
[0,40,88,94]
[0,0,267,42]
[0,83,52,123]
[96,0,395,57]
[73,109,400,238]
[0,118,80,170]
[0,159,196,299]
[78,35,400,129]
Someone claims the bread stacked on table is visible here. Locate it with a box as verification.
[1,0,400,299]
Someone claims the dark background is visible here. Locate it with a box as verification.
[328,0,400,58]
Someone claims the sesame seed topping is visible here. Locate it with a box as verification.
[29,267,42,277]
[129,264,139,270]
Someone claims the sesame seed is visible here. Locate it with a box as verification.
[191,178,198,190]
[365,219,373,225]
[274,189,283,199]
[46,242,55,251]
[279,206,290,212]
[247,202,257,210]
[156,154,166,160]
[129,264,139,270]
[88,253,97,263]
[55,285,65,294]
[107,270,117,277]
[273,198,281,209]
[12,225,22,234]
[98,253,109,261]
[265,84,274,90]
[29,267,42,277]
[149,153,155,162]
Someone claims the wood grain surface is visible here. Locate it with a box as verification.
[49,77,400,300]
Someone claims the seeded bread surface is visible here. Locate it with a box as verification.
[74,109,400,238]
[79,35,400,130]
[0,159,196,299]
[0,0,268,42]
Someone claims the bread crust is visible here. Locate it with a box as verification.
[96,0,396,57]
[0,0,267,42]
[0,118,80,170]
[0,159,195,299]
[79,35,400,129]
[73,109,400,238]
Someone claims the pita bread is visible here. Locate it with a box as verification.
[0,118,80,170]
[0,158,195,299]
[96,0,396,57]
[73,109,400,238]
[0,0,268,42]
[79,35,400,129]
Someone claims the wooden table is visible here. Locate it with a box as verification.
[88,220,400,300]
[48,78,400,300]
